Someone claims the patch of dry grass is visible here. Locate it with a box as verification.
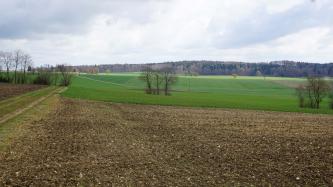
[0,83,45,100]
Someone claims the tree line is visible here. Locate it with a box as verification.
[139,66,177,96]
[73,61,333,77]
[0,50,33,84]
[0,50,72,86]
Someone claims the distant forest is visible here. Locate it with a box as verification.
[73,61,333,77]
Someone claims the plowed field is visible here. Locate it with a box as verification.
[0,98,332,186]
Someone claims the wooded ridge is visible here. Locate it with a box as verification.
[73,61,333,77]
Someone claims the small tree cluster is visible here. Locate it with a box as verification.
[33,66,53,85]
[139,66,177,96]
[0,49,33,83]
[33,64,73,86]
[0,50,73,86]
[296,76,330,109]
[57,64,73,86]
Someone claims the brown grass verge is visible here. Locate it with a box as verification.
[0,83,45,100]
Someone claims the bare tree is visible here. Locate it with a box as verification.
[13,50,23,84]
[305,76,329,109]
[139,66,154,94]
[152,70,163,95]
[57,64,73,86]
[53,66,59,85]
[295,84,306,108]
[161,67,177,96]
[22,54,33,83]
[295,78,329,109]
[0,51,4,76]
[33,65,53,85]
[0,51,13,81]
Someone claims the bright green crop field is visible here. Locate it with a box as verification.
[62,73,333,114]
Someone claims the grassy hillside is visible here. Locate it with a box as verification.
[62,73,332,114]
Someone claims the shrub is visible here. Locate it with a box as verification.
[57,65,73,86]
[16,72,26,84]
[0,73,7,82]
[33,71,52,85]
[60,73,72,86]
[0,73,12,83]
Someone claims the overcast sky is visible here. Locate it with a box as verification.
[0,0,332,65]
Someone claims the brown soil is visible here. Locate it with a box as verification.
[0,98,332,186]
[0,83,45,100]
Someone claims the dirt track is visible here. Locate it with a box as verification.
[0,98,332,186]
[0,87,65,124]
[0,83,45,100]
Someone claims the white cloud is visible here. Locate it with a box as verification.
[0,0,332,65]
[264,0,304,14]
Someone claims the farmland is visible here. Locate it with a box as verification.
[63,73,332,114]
[1,1,333,186]
[0,97,332,186]
[0,75,332,186]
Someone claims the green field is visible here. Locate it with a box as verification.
[62,73,333,114]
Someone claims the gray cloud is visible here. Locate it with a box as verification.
[210,1,333,48]
[0,0,154,38]
[0,0,332,65]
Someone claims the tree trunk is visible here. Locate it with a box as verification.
[6,67,9,81]
[23,67,26,84]
[14,65,17,84]
[164,79,168,95]
[156,76,160,95]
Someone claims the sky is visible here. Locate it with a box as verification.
[0,0,332,66]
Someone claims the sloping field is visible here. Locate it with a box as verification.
[0,98,332,186]
[63,74,332,114]
[80,73,305,94]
